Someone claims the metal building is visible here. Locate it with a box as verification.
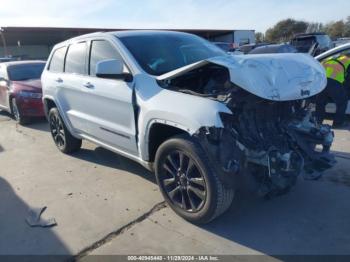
[0,27,255,60]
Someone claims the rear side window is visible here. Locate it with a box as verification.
[49,47,67,72]
[89,40,122,76]
[65,42,87,75]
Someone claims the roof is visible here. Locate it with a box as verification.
[113,30,195,38]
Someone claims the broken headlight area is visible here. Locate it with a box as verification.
[160,63,335,198]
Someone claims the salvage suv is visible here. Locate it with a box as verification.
[41,31,335,224]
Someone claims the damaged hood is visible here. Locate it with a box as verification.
[157,54,327,101]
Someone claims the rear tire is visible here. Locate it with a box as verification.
[48,107,82,153]
[155,135,234,224]
[11,98,30,125]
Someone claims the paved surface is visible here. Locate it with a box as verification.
[0,111,350,259]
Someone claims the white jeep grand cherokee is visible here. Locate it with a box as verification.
[41,30,335,223]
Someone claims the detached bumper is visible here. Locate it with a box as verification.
[16,97,45,117]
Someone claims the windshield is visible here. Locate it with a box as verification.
[291,36,316,52]
[8,63,45,81]
[118,33,225,75]
[316,35,332,49]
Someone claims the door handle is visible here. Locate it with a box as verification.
[55,78,63,83]
[83,82,94,89]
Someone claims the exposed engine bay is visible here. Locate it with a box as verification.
[158,64,336,197]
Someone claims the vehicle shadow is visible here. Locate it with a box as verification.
[199,151,350,257]
[0,176,72,259]
[24,118,50,132]
[70,146,156,184]
[68,143,350,256]
[0,110,49,132]
[0,110,12,120]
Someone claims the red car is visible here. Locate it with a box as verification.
[0,61,46,124]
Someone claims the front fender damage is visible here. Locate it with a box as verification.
[194,126,243,189]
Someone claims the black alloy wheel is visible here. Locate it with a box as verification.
[159,150,207,212]
[49,110,66,150]
[48,108,82,153]
[155,135,234,224]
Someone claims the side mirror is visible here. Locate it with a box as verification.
[96,59,133,82]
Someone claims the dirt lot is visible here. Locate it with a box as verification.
[1,110,350,259]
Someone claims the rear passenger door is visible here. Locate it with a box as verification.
[58,42,92,134]
[79,39,138,154]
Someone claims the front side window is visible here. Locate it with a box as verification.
[49,47,67,72]
[89,40,123,76]
[8,63,45,81]
[65,42,87,75]
[118,33,225,76]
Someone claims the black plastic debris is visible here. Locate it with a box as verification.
[26,206,57,227]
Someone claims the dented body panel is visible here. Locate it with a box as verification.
[133,74,231,161]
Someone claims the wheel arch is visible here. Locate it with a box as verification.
[146,121,190,163]
[43,96,80,139]
[43,96,58,118]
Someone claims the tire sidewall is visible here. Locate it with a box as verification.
[48,108,66,152]
[155,136,218,223]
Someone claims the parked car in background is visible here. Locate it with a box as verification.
[333,37,350,47]
[0,61,46,124]
[0,57,18,63]
[213,42,236,52]
[42,31,335,224]
[290,32,333,56]
[212,42,243,55]
[249,44,298,54]
[238,43,271,54]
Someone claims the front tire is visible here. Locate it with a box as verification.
[11,98,30,125]
[48,108,82,153]
[155,135,234,224]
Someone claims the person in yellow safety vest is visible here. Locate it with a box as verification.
[315,51,350,128]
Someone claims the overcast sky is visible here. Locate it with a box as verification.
[0,0,348,32]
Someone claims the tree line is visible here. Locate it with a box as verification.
[256,16,350,43]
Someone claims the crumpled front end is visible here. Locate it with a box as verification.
[157,54,335,197]
[195,89,335,197]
